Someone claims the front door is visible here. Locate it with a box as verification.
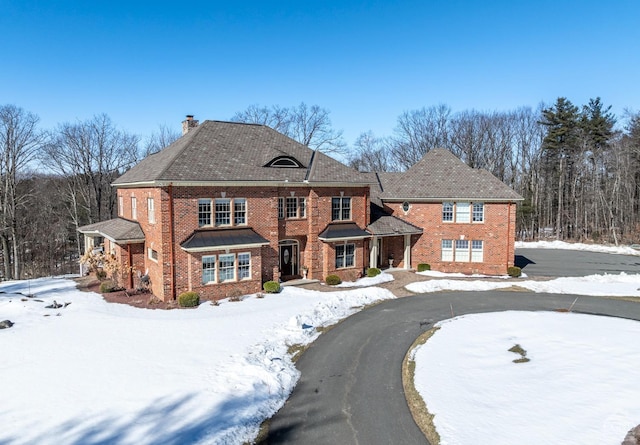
[280,244,294,277]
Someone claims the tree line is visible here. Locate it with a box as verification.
[1,99,639,280]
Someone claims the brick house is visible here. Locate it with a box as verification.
[79,117,522,301]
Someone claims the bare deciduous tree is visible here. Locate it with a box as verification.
[0,104,45,279]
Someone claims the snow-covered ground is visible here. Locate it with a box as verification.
[0,278,394,445]
[412,311,640,444]
[1,241,639,444]
[516,239,640,256]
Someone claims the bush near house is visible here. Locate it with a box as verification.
[99,281,117,293]
[366,268,381,277]
[507,266,522,277]
[325,275,342,285]
[178,291,200,307]
[417,263,431,272]
[263,281,281,293]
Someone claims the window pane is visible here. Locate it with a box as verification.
[202,256,216,283]
[299,197,306,218]
[198,199,211,227]
[342,197,351,220]
[455,240,469,262]
[238,253,250,279]
[345,244,355,267]
[286,197,298,218]
[335,244,345,268]
[472,203,484,222]
[441,240,453,261]
[148,198,155,223]
[278,197,284,220]
[234,198,246,225]
[443,202,453,222]
[131,197,137,220]
[332,198,341,221]
[471,240,483,262]
[219,254,235,282]
[215,199,231,226]
[456,202,470,223]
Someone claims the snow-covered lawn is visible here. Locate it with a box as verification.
[0,277,394,445]
[2,241,639,444]
[412,311,640,444]
[516,239,640,256]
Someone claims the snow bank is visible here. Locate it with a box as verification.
[517,240,640,256]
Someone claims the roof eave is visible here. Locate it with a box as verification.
[114,180,374,188]
[318,235,371,242]
[381,196,524,203]
[180,241,270,253]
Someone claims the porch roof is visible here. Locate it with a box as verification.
[180,228,270,252]
[318,222,371,242]
[367,206,423,237]
[77,218,145,244]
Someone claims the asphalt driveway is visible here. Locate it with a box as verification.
[263,249,640,444]
[515,247,640,277]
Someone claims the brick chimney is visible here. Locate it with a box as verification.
[182,115,199,135]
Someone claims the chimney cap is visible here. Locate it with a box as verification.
[186,115,194,120]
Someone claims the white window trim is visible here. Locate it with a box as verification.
[202,255,216,284]
[456,202,471,224]
[238,252,251,280]
[118,196,123,217]
[131,197,137,220]
[283,196,307,220]
[472,202,485,223]
[441,240,453,261]
[218,253,236,282]
[332,196,352,221]
[335,242,356,269]
[148,198,155,224]
[442,202,454,223]
[471,240,484,262]
[148,248,158,263]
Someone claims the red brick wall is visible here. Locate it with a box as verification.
[117,184,370,300]
[386,201,517,275]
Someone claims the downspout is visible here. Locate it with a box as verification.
[168,184,176,300]
[127,244,133,289]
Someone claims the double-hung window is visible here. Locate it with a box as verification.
[332,197,351,221]
[335,243,355,269]
[131,197,137,220]
[455,240,469,261]
[238,253,251,279]
[234,198,246,225]
[442,202,454,222]
[218,254,235,282]
[215,199,231,226]
[280,196,307,219]
[118,196,124,216]
[472,203,484,222]
[441,240,453,261]
[198,199,212,227]
[471,240,484,262]
[456,202,470,223]
[202,256,216,283]
[148,198,155,224]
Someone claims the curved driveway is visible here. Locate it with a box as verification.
[264,250,640,445]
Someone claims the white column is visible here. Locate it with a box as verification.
[370,237,378,269]
[403,235,411,269]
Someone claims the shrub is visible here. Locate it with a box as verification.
[417,263,431,272]
[96,269,107,281]
[263,281,281,293]
[507,266,522,278]
[99,280,116,293]
[366,267,381,277]
[325,274,342,285]
[178,291,200,307]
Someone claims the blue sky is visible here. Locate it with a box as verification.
[2,1,639,145]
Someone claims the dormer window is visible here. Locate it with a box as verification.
[265,156,304,168]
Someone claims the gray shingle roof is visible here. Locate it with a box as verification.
[180,228,269,252]
[378,149,523,201]
[318,222,370,241]
[77,218,145,243]
[367,206,423,237]
[114,121,371,186]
